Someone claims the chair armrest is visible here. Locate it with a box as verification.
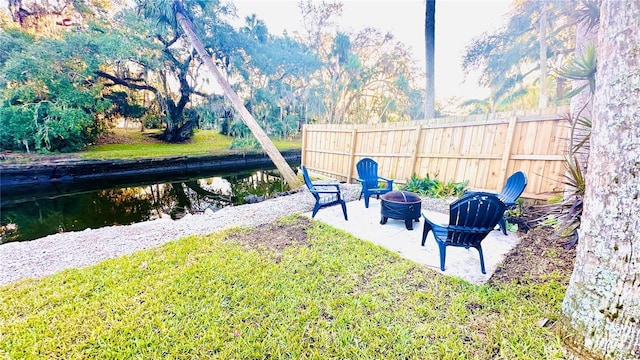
[312,183,342,193]
[313,182,340,188]
[378,176,393,183]
[422,213,447,230]
[422,213,450,243]
[313,190,341,195]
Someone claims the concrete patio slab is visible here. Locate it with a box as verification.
[303,198,521,285]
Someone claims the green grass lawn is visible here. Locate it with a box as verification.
[82,129,302,160]
[0,216,567,359]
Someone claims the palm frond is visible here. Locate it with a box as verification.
[575,0,600,31]
[137,0,179,30]
[562,155,585,196]
[556,44,596,94]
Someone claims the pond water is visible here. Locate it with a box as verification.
[0,165,292,244]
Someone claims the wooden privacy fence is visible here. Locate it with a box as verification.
[301,107,571,200]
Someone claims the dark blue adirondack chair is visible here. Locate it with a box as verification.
[464,171,527,235]
[421,192,506,274]
[301,165,348,220]
[355,158,394,208]
[496,171,527,235]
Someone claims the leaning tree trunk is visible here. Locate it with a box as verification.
[173,1,301,188]
[559,0,640,358]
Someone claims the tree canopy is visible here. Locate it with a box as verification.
[0,0,426,152]
[0,0,588,154]
[462,1,578,112]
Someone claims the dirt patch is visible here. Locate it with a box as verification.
[488,226,576,286]
[95,130,163,145]
[224,217,312,262]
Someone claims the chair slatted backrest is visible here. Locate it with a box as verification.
[499,171,527,207]
[356,158,380,188]
[301,166,319,199]
[447,192,506,247]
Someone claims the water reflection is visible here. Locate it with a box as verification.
[0,170,288,244]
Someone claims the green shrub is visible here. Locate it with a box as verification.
[0,100,103,153]
[230,136,261,150]
[403,174,468,198]
[0,31,112,153]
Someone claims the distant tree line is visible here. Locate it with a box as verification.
[0,0,587,153]
[0,0,424,153]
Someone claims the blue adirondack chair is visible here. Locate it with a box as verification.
[301,165,348,220]
[421,192,506,274]
[355,158,394,208]
[486,171,527,235]
[464,171,527,235]
[495,170,527,234]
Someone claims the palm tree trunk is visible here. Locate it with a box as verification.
[559,0,640,357]
[173,1,301,187]
[424,0,436,119]
[538,0,548,108]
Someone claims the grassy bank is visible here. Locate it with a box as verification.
[0,216,567,359]
[82,129,302,160]
[0,129,302,164]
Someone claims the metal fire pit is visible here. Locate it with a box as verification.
[380,191,422,230]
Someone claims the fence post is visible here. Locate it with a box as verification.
[301,126,308,167]
[498,116,518,190]
[346,128,358,183]
[409,123,422,177]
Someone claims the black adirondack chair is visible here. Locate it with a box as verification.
[355,158,394,208]
[421,192,506,274]
[301,165,348,220]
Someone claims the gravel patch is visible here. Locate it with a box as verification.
[0,185,449,286]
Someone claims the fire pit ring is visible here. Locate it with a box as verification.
[380,191,422,230]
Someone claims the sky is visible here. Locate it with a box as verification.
[233,0,512,101]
